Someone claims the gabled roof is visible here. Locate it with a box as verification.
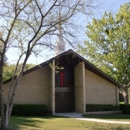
[4,49,119,86]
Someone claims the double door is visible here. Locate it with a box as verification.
[55,91,73,112]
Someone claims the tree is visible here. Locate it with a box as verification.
[0,0,101,129]
[78,2,130,104]
[3,63,35,82]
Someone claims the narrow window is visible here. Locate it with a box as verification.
[60,72,65,86]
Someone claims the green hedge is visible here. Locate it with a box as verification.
[120,104,130,114]
[11,104,48,116]
[86,104,120,112]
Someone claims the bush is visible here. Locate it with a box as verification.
[86,104,120,112]
[120,104,130,114]
[11,104,48,116]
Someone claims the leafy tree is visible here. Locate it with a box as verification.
[0,0,102,129]
[78,2,130,104]
[3,65,15,82]
[3,63,35,81]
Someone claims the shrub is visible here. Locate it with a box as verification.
[86,104,120,112]
[120,104,130,114]
[11,104,48,116]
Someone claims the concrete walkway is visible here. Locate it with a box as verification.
[55,112,130,124]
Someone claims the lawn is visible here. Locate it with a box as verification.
[0,116,130,130]
[83,114,130,122]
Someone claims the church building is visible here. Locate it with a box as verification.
[3,25,119,115]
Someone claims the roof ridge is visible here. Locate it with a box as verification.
[3,49,119,86]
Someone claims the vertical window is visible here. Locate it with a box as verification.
[55,65,74,87]
[60,72,65,87]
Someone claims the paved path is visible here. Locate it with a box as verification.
[55,112,130,124]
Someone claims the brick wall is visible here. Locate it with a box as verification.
[85,69,119,105]
[74,61,85,113]
[4,65,51,108]
[49,60,55,115]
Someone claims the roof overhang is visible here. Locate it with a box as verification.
[4,49,120,87]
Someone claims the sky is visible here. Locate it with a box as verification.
[6,0,130,65]
[77,0,130,41]
[103,0,129,13]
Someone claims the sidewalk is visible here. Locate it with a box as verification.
[55,112,130,124]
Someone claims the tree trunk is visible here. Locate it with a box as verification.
[0,53,30,130]
[0,51,7,130]
[0,47,12,130]
[1,117,11,130]
[0,86,15,130]
[123,90,129,104]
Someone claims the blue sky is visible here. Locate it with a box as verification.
[86,0,130,21]
[104,0,129,13]
[23,0,130,64]
[6,0,130,64]
[74,0,130,45]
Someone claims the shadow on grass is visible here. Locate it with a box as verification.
[2,116,69,129]
[1,115,130,130]
[83,114,130,120]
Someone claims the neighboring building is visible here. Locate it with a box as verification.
[3,49,119,115]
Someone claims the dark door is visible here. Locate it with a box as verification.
[55,92,71,112]
[55,64,75,113]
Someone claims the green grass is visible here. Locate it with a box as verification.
[119,102,124,104]
[83,114,130,122]
[1,116,130,130]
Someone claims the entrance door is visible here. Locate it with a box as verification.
[55,92,71,112]
[55,65,75,113]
